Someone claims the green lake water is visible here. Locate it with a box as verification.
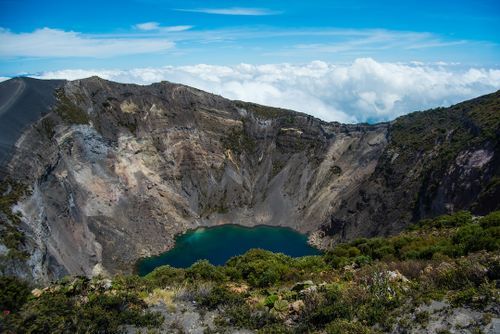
[137,225,320,276]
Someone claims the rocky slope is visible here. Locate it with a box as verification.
[0,77,498,283]
[317,92,500,247]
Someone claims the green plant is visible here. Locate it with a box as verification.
[3,278,163,333]
[197,285,244,309]
[415,310,430,325]
[222,128,256,156]
[0,276,30,312]
[0,179,29,257]
[235,101,288,119]
[270,299,289,319]
[226,249,293,287]
[54,89,90,124]
[186,260,225,282]
[264,294,279,308]
[325,319,374,334]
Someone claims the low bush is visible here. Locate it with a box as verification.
[325,319,374,334]
[197,285,245,309]
[186,260,226,282]
[2,278,163,333]
[226,249,293,287]
[325,211,500,269]
[0,276,30,312]
[143,264,185,288]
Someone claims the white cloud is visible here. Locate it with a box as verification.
[134,22,193,32]
[135,22,161,31]
[176,7,280,16]
[0,28,174,58]
[0,76,9,82]
[161,25,193,32]
[32,59,500,123]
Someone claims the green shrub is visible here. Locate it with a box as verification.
[264,294,279,308]
[291,255,328,272]
[0,179,29,255]
[112,274,144,291]
[415,310,430,325]
[325,319,374,334]
[226,249,292,287]
[222,128,256,155]
[479,211,500,228]
[197,285,245,309]
[144,265,185,287]
[347,247,362,258]
[413,211,473,230]
[0,276,30,312]
[453,224,499,254]
[354,255,372,266]
[372,245,396,260]
[5,284,163,333]
[216,302,275,329]
[54,89,90,124]
[449,287,478,306]
[186,260,225,282]
[324,254,349,269]
[257,323,291,333]
[306,284,353,326]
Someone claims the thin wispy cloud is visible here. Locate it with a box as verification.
[134,22,193,32]
[176,7,281,16]
[0,26,481,61]
[134,22,160,31]
[405,40,469,49]
[292,32,467,54]
[0,28,174,58]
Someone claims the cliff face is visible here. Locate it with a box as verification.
[0,77,498,283]
[317,93,500,246]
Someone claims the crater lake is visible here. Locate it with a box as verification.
[137,225,320,275]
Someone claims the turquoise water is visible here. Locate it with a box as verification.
[137,225,320,276]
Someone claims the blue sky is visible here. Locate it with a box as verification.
[0,0,498,75]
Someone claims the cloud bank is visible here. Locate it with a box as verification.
[32,58,500,123]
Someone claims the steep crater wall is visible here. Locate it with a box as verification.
[0,77,498,283]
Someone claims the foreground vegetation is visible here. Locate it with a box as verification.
[1,211,499,333]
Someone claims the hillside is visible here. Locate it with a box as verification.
[319,91,500,246]
[0,77,498,284]
[0,77,65,166]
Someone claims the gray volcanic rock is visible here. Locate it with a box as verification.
[0,76,498,283]
[0,77,65,166]
[316,92,500,247]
